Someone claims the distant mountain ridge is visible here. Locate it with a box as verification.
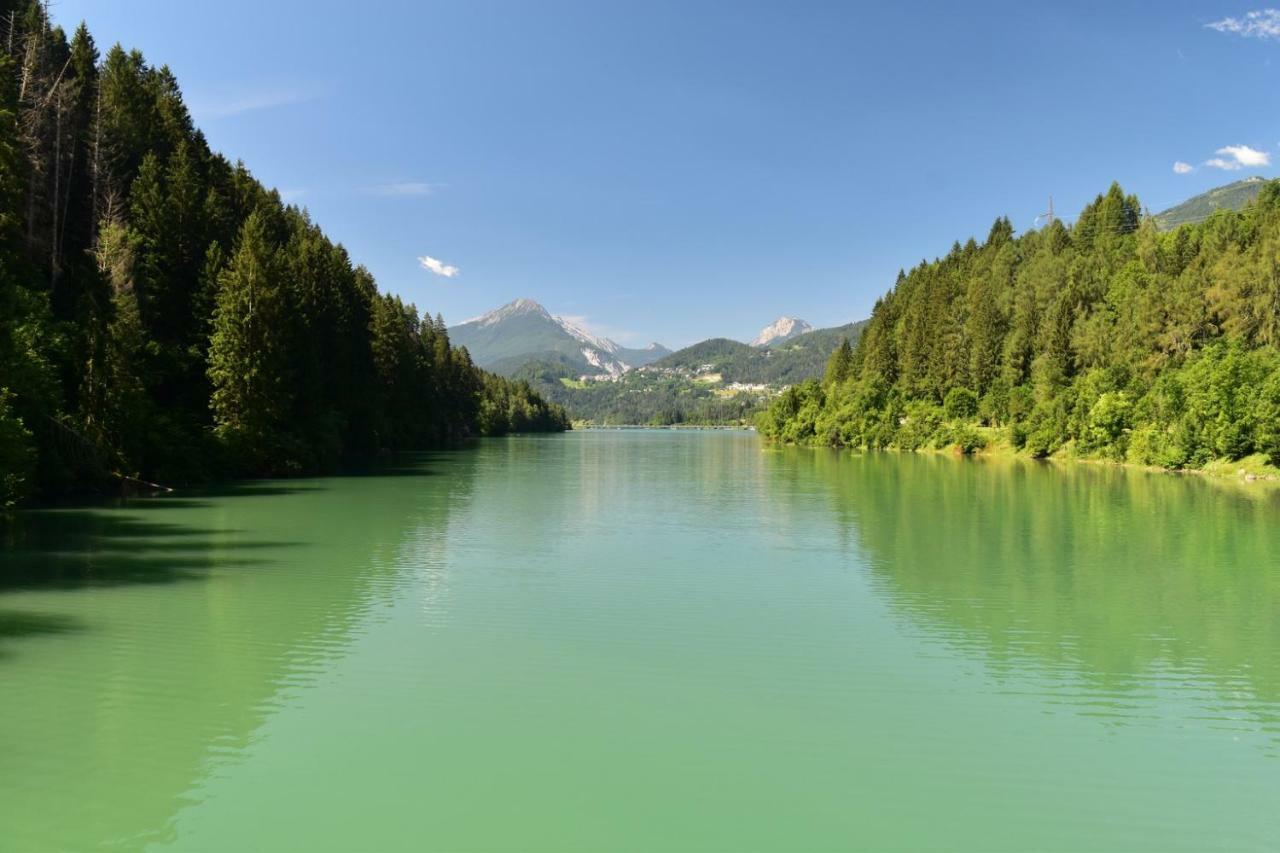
[1155,176,1268,230]
[450,299,670,378]
[511,319,870,425]
[651,321,868,385]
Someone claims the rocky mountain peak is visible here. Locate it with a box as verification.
[751,316,813,347]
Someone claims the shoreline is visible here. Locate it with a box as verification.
[571,422,755,431]
[764,435,1280,491]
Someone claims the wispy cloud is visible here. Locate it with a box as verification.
[366,181,443,197]
[1207,9,1280,39]
[1204,144,1271,170]
[1173,161,1194,174]
[189,85,325,120]
[279,188,308,202]
[418,255,460,278]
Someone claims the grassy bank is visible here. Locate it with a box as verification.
[772,424,1280,490]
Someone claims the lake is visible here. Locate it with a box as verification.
[2,430,1278,851]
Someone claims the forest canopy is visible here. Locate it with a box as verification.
[759,180,1280,472]
[0,3,566,505]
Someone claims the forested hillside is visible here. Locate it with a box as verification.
[1154,177,1267,230]
[652,322,867,384]
[0,4,565,505]
[759,181,1280,473]
[514,361,766,426]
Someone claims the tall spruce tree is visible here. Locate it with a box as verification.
[207,209,292,470]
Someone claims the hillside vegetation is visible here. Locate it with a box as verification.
[1154,177,1267,230]
[759,181,1280,475]
[652,322,868,384]
[0,5,565,505]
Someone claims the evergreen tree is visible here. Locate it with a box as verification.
[759,179,1280,471]
[823,337,853,386]
[208,210,293,471]
[0,6,565,503]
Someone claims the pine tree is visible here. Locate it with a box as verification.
[823,337,853,386]
[0,10,565,501]
[208,209,292,469]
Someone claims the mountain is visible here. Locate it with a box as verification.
[618,342,673,366]
[751,316,813,347]
[1154,176,1269,230]
[449,299,670,377]
[651,321,867,385]
[517,320,869,425]
[449,297,866,423]
[654,338,755,371]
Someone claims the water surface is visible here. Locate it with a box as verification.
[2,431,1278,851]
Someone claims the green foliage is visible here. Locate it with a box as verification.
[759,180,1280,473]
[208,210,294,471]
[823,338,854,386]
[477,373,571,436]
[943,387,978,421]
[1153,177,1266,230]
[896,401,943,451]
[652,322,868,386]
[518,358,775,426]
[1255,373,1280,467]
[0,389,34,505]
[0,10,566,501]
[946,424,987,455]
[1081,391,1132,460]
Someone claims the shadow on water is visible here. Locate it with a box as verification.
[0,455,451,592]
[336,450,458,478]
[0,510,300,592]
[108,481,330,511]
[0,610,83,658]
[0,444,483,851]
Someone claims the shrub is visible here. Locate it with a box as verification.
[1008,420,1029,450]
[943,387,979,421]
[895,401,943,450]
[1024,426,1060,459]
[950,425,987,455]
[1082,391,1133,460]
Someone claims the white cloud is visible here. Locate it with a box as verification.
[1207,9,1280,39]
[1173,161,1194,174]
[418,255,459,278]
[1204,144,1272,169]
[367,181,441,197]
[1220,144,1270,165]
[279,188,308,202]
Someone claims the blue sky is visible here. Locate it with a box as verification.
[56,1,1280,348]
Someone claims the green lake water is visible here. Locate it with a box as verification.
[2,430,1279,851]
